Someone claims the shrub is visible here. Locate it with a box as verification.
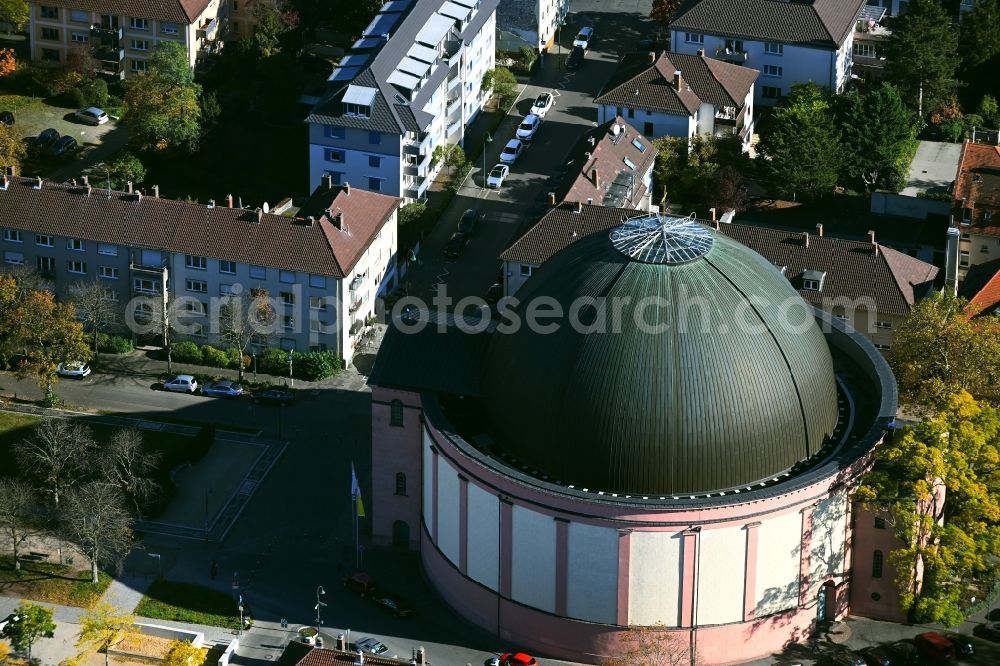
[96,333,134,354]
[83,78,108,108]
[59,86,87,109]
[200,345,229,368]
[293,350,343,381]
[171,341,203,364]
[11,64,59,98]
[257,348,287,376]
[225,347,246,370]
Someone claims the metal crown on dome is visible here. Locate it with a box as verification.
[609,213,714,264]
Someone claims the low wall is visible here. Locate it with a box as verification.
[218,638,238,666]
[870,192,949,220]
[133,623,205,647]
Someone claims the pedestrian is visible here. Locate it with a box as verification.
[210,559,218,580]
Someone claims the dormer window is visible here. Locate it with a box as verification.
[342,85,377,118]
[343,103,370,118]
[802,269,826,292]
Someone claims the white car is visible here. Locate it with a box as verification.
[516,114,541,141]
[499,139,524,165]
[56,361,91,379]
[163,374,198,393]
[530,92,554,118]
[74,107,109,125]
[356,638,389,655]
[486,164,509,188]
[573,26,594,49]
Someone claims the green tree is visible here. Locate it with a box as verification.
[0,123,26,174]
[854,391,1000,626]
[123,42,202,152]
[482,67,518,109]
[835,82,917,191]
[978,94,999,128]
[162,640,207,666]
[1,602,55,662]
[756,83,842,200]
[884,0,959,117]
[200,91,222,128]
[76,603,135,666]
[650,0,683,26]
[960,0,1000,67]
[108,151,146,190]
[0,0,28,31]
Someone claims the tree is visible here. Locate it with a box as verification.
[0,639,9,662]
[481,67,517,109]
[650,0,683,26]
[200,91,222,128]
[14,419,96,509]
[1,602,55,662]
[888,292,1000,406]
[76,603,135,666]
[109,151,146,189]
[2,265,52,298]
[978,94,999,128]
[854,392,1000,626]
[603,623,701,666]
[62,482,134,583]
[96,429,160,515]
[884,0,959,118]
[960,0,1000,67]
[0,1,28,32]
[0,48,14,77]
[218,287,276,383]
[835,83,917,192]
[123,42,202,152]
[0,479,41,571]
[162,640,207,666]
[756,83,842,200]
[65,43,97,76]
[0,123,25,173]
[69,280,119,354]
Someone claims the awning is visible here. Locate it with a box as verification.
[343,85,378,106]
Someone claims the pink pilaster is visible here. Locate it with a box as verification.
[799,505,815,605]
[500,498,513,598]
[680,528,699,628]
[743,522,760,621]
[459,475,469,575]
[431,447,439,545]
[555,518,569,615]
[616,529,631,626]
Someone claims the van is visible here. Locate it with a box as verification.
[914,632,955,661]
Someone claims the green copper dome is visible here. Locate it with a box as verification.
[482,216,840,495]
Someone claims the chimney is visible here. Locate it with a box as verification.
[207,198,216,209]
[257,207,263,223]
[136,192,142,203]
[34,176,42,189]
[697,48,705,57]
[237,196,243,208]
[867,229,876,244]
[587,197,593,205]
[6,165,14,177]
[802,231,809,248]
[648,51,656,64]
[592,168,600,189]
[306,215,316,227]
[673,70,682,90]
[126,181,133,194]
[816,223,824,237]
[333,211,344,229]
[574,200,582,213]
[81,175,89,186]
[709,207,717,221]
[548,191,556,206]
[337,635,346,651]
[152,185,159,198]
[86,184,92,197]
[321,173,333,190]
[227,194,233,208]
[344,182,351,196]
[713,218,720,230]
[416,647,426,666]
[1,174,8,189]
[71,178,77,186]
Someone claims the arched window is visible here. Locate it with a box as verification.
[395,472,407,496]
[872,550,884,578]
[390,399,404,426]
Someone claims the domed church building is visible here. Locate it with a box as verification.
[368,214,896,664]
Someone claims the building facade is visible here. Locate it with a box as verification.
[669,0,863,106]
[496,0,567,52]
[28,0,224,78]
[306,0,498,200]
[0,173,399,363]
[952,142,1000,283]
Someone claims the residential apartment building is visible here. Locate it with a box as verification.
[496,0,568,52]
[28,0,224,79]
[306,0,499,200]
[952,142,1000,283]
[500,205,937,348]
[668,0,864,106]
[852,5,890,80]
[0,172,399,363]
[594,51,757,151]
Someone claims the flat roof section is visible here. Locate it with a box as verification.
[901,141,962,197]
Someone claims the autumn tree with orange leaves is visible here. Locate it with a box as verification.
[0,48,16,77]
[650,0,683,26]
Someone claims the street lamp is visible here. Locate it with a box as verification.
[315,585,327,626]
[482,132,492,190]
[557,17,567,71]
[252,351,257,381]
[287,349,294,387]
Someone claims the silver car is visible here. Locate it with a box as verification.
[356,638,389,655]
[163,374,198,393]
[74,107,109,125]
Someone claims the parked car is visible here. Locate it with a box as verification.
[914,632,955,661]
[33,128,59,147]
[56,361,91,379]
[516,114,541,142]
[573,26,594,49]
[486,282,503,304]
[343,571,377,596]
[49,135,78,157]
[886,641,919,665]
[859,647,891,666]
[566,46,585,70]
[486,164,508,188]
[0,111,14,126]
[74,107,109,125]
[252,387,294,405]
[201,380,244,398]
[826,652,867,666]
[458,208,482,236]
[981,621,1000,640]
[530,92,553,118]
[499,138,524,165]
[371,592,414,618]
[163,375,198,393]
[499,653,537,666]
[443,232,469,259]
[355,638,388,655]
[942,632,974,656]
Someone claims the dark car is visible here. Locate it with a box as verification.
[49,135,78,157]
[825,652,867,666]
[251,387,294,405]
[886,641,919,666]
[860,646,891,666]
[566,46,584,70]
[342,571,377,596]
[33,128,59,147]
[914,632,955,661]
[0,111,13,126]
[486,282,503,304]
[458,208,482,236]
[443,232,469,259]
[371,592,414,618]
[942,633,973,656]
[201,380,244,398]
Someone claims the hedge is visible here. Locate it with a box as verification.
[96,333,134,354]
[171,341,203,364]
[167,342,343,381]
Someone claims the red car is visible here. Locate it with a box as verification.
[500,654,537,666]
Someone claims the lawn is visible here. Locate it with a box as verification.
[135,580,242,629]
[0,554,111,607]
[0,94,46,113]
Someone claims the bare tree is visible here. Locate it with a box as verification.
[0,478,42,571]
[218,286,276,382]
[13,418,96,509]
[96,429,161,515]
[3,264,53,298]
[62,482,134,583]
[69,280,119,353]
[603,624,701,666]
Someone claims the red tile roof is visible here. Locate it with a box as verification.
[953,142,1000,235]
[560,118,657,208]
[0,177,399,278]
[959,257,1000,315]
[43,0,214,24]
[289,645,416,666]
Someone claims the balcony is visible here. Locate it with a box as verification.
[403,163,419,177]
[349,297,363,315]
[197,16,220,41]
[404,184,421,199]
[445,40,464,67]
[94,47,125,63]
[90,24,123,40]
[447,95,461,118]
[715,47,747,63]
[447,120,461,136]
[349,274,363,292]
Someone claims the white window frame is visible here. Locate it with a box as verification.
[99,266,119,279]
[160,22,179,35]
[186,279,207,293]
[219,260,237,274]
[129,17,148,31]
[67,238,85,251]
[71,32,89,43]
[803,278,820,291]
[764,42,783,55]
[185,254,207,270]
[763,64,783,78]
[134,277,157,294]
[131,59,148,73]
[684,33,704,44]
[67,260,87,275]
[4,229,22,242]
[35,234,53,247]
[131,39,150,51]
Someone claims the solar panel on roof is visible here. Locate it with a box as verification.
[439,1,471,21]
[343,84,378,106]
[415,13,455,47]
[398,56,430,78]
[339,53,370,68]
[352,37,382,50]
[451,0,476,7]
[363,12,403,38]
[328,65,362,82]
[388,70,420,90]
[407,44,438,64]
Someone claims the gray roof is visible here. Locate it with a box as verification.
[670,0,866,48]
[482,223,841,495]
[306,0,500,134]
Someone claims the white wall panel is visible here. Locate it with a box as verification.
[511,506,556,613]
[566,523,618,624]
[696,526,746,625]
[628,530,682,627]
[755,510,802,616]
[811,493,847,584]
[422,428,434,537]
[466,484,499,590]
[436,457,460,565]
